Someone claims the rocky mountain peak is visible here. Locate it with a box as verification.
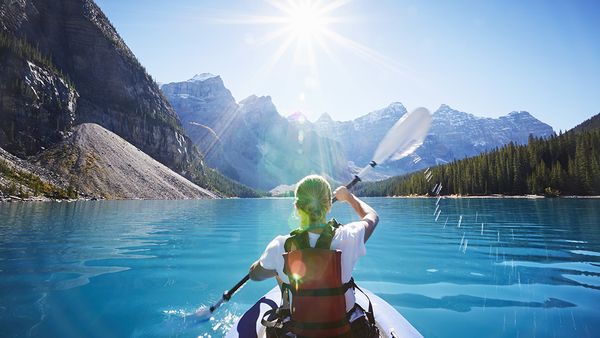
[239,95,276,112]
[509,110,531,116]
[387,102,406,111]
[317,112,333,122]
[189,73,218,82]
[505,111,537,121]
[355,101,406,125]
[434,104,480,122]
[161,73,234,104]
[287,111,309,123]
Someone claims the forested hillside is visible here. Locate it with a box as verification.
[569,113,600,134]
[356,115,600,197]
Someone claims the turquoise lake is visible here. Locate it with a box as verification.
[1,198,599,337]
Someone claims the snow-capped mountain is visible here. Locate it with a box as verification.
[294,103,555,178]
[312,102,407,167]
[162,76,350,190]
[163,73,554,186]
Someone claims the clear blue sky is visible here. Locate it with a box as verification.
[95,0,600,131]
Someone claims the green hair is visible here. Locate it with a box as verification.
[294,175,332,228]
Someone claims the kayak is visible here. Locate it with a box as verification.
[225,285,423,338]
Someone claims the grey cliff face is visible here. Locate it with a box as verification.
[161,75,238,130]
[0,47,78,156]
[0,0,203,177]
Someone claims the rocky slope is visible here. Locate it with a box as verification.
[37,123,218,199]
[0,147,77,200]
[0,0,202,180]
[162,75,350,190]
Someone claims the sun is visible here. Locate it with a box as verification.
[247,0,400,74]
[285,2,328,38]
[211,1,404,87]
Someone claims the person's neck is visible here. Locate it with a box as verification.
[302,222,326,234]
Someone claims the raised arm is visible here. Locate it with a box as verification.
[333,186,379,242]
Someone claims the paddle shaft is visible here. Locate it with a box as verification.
[209,274,250,313]
[332,160,378,203]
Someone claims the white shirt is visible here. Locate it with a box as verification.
[259,221,367,312]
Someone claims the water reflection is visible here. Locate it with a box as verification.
[384,293,575,312]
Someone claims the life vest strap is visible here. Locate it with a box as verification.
[261,308,291,330]
[284,219,340,252]
[351,282,376,326]
[291,317,350,330]
[281,277,355,297]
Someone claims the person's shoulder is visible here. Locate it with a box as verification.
[334,221,367,238]
[266,234,291,248]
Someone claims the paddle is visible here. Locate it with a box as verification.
[193,107,432,321]
[333,106,432,201]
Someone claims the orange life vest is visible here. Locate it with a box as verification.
[281,223,353,337]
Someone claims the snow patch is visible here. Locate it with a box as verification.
[189,73,217,82]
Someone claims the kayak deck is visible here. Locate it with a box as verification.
[225,286,422,338]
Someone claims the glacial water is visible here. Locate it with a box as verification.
[0,198,599,338]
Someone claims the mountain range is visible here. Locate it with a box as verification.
[163,74,555,189]
[302,103,555,178]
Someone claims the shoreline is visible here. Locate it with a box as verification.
[0,196,91,203]
[385,194,600,199]
[2,194,600,203]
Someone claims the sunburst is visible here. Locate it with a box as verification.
[214,0,404,77]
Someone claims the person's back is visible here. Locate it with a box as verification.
[249,175,379,337]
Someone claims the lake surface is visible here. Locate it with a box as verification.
[0,198,599,338]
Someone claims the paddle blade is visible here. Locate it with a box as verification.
[190,306,212,322]
[372,107,432,164]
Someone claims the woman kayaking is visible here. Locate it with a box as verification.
[249,174,379,337]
